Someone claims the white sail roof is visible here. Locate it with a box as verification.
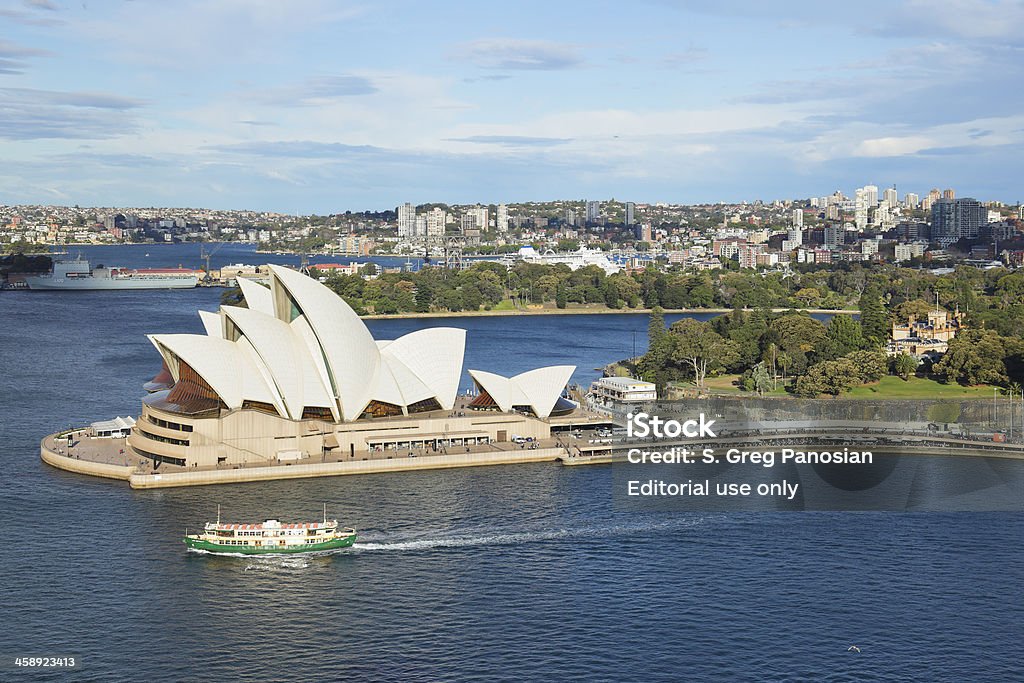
[380,328,466,410]
[221,305,335,420]
[236,277,275,316]
[468,366,576,418]
[197,310,223,338]
[148,333,278,410]
[268,264,380,421]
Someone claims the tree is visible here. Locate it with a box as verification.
[893,353,918,381]
[769,313,827,375]
[933,330,1023,386]
[794,358,860,397]
[794,287,822,307]
[637,331,677,396]
[555,285,568,309]
[826,314,863,356]
[763,342,780,389]
[751,362,772,396]
[859,286,889,346]
[220,286,244,306]
[604,280,621,309]
[668,318,738,388]
[648,306,666,348]
[845,349,888,383]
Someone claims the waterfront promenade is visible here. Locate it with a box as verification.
[41,430,572,488]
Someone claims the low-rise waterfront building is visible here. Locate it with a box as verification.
[590,377,658,404]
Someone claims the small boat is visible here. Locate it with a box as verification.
[183,505,356,555]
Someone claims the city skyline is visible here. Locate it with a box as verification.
[2,0,1023,212]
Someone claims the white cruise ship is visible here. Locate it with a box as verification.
[504,246,621,274]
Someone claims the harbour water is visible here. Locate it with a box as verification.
[2,245,1023,680]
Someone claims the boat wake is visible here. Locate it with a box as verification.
[353,517,703,553]
[243,556,312,571]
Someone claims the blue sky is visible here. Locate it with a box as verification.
[1,0,1022,212]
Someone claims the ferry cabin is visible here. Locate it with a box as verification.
[206,521,335,548]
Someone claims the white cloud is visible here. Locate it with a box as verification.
[853,136,935,157]
[449,39,583,70]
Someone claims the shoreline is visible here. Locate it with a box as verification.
[361,307,858,320]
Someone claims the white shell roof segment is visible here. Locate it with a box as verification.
[236,277,274,316]
[220,305,335,419]
[468,365,576,418]
[148,333,277,410]
[197,310,223,339]
[380,328,466,410]
[268,264,380,421]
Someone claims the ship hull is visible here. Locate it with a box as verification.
[183,533,357,555]
[25,276,198,290]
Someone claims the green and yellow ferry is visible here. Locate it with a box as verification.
[184,507,356,555]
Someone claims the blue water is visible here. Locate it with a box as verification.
[48,241,420,272]
[2,246,1022,681]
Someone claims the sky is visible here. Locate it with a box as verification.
[1,0,1023,212]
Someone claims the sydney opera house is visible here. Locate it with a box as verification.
[128,264,577,469]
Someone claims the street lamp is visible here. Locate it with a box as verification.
[993,387,998,429]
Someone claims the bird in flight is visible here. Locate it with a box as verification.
[847,645,861,653]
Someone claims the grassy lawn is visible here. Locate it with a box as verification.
[490,299,518,311]
[686,373,994,399]
[696,374,791,395]
[845,375,995,399]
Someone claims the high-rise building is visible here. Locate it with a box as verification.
[854,189,869,230]
[585,200,601,224]
[876,203,896,231]
[564,208,577,227]
[883,187,898,207]
[904,192,920,209]
[397,202,415,238]
[791,208,803,228]
[943,188,956,200]
[414,215,427,237]
[496,204,508,233]
[426,207,446,237]
[824,223,843,250]
[862,185,879,208]
[466,206,488,231]
[624,202,635,228]
[931,198,986,243]
[460,214,481,244]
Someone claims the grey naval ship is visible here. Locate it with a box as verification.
[25,256,199,290]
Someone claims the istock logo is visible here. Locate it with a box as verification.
[626,412,717,439]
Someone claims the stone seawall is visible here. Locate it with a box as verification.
[40,440,135,481]
[126,448,567,489]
